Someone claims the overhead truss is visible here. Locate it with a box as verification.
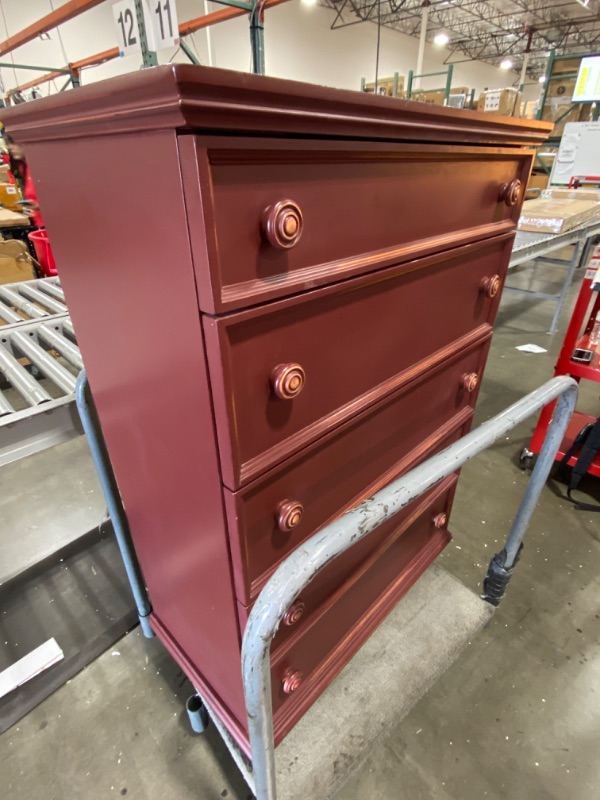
[323,0,600,77]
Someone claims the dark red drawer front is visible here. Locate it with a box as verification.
[225,337,488,604]
[204,234,511,489]
[265,477,454,744]
[184,138,530,312]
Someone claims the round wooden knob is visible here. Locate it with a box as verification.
[271,363,306,400]
[480,274,501,299]
[276,500,304,532]
[282,668,303,695]
[283,601,305,626]
[461,372,479,393]
[433,513,447,529]
[499,179,522,207]
[262,200,303,249]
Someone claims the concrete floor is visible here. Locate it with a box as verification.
[2,257,600,799]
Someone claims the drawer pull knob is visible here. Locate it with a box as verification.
[433,513,447,529]
[461,372,479,393]
[271,363,306,400]
[262,200,304,249]
[283,601,305,626]
[499,179,522,207]
[276,499,304,532]
[282,668,303,695]
[480,274,501,299]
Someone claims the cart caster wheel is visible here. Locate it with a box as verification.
[186,693,209,734]
[518,447,535,470]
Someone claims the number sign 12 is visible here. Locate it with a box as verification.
[112,0,142,56]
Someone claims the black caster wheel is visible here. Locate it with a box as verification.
[518,447,535,470]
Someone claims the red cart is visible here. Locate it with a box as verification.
[522,241,600,474]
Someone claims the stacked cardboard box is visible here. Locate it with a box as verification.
[362,76,405,97]
[410,86,471,106]
[477,88,522,117]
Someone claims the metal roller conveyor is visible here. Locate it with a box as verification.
[0,343,53,406]
[0,277,84,465]
[0,276,65,327]
[19,284,68,315]
[10,330,77,394]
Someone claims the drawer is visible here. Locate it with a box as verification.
[204,234,511,489]
[262,476,455,744]
[224,337,488,604]
[181,137,531,312]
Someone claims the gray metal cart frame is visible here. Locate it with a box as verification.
[507,221,600,334]
[76,371,578,800]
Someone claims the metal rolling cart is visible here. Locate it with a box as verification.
[522,247,600,473]
[506,219,600,334]
[76,369,578,800]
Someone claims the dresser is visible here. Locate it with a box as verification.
[2,66,550,756]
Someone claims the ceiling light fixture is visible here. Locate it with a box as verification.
[539,75,546,83]
[434,32,450,46]
[500,59,513,70]
[301,0,317,6]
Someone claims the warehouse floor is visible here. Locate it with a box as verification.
[2,258,600,800]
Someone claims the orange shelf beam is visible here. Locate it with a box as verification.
[0,0,105,58]
[6,0,291,96]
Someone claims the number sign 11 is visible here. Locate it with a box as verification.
[145,0,180,51]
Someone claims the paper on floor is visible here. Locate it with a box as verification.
[515,344,548,354]
[0,638,63,699]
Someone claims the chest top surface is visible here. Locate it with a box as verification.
[0,64,551,146]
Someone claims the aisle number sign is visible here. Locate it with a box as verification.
[573,55,600,103]
[113,0,179,57]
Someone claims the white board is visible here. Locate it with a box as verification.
[550,121,600,186]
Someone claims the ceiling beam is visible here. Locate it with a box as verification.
[0,0,105,58]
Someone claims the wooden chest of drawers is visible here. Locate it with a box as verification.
[2,65,550,755]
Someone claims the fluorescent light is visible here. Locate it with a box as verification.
[301,0,317,5]
[500,59,513,70]
[434,32,449,46]
[539,75,546,83]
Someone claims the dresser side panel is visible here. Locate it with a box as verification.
[24,131,245,717]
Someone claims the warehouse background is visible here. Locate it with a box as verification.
[0,0,540,102]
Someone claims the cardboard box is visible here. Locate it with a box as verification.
[541,98,584,138]
[410,86,471,106]
[527,173,550,193]
[0,238,35,284]
[522,100,538,119]
[0,181,22,210]
[551,57,582,76]
[362,75,404,97]
[478,88,522,117]
[546,78,576,99]
[518,195,600,234]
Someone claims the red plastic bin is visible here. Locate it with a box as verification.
[28,229,57,276]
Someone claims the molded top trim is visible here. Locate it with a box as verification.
[0,64,552,146]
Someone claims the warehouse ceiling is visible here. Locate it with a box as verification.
[321,0,600,78]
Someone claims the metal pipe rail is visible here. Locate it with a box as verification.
[241,375,578,800]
